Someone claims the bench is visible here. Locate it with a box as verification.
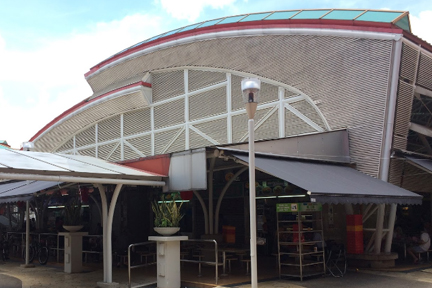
[241,259,251,275]
[82,250,102,263]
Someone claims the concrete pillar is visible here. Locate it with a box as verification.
[59,232,88,273]
[149,236,188,288]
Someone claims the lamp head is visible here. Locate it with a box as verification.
[241,78,260,119]
[21,141,34,151]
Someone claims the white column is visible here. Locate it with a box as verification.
[374,204,385,254]
[95,184,108,282]
[248,119,258,288]
[60,232,88,273]
[208,157,215,234]
[384,203,397,252]
[106,184,123,283]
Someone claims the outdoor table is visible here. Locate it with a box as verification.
[219,247,249,275]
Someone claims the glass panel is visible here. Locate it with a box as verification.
[291,10,330,19]
[322,10,364,20]
[217,15,245,24]
[163,28,183,37]
[144,34,166,43]
[356,11,403,22]
[395,15,410,32]
[265,11,299,20]
[240,12,271,22]
[178,23,202,33]
[198,18,223,28]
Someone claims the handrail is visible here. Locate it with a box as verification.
[180,239,219,285]
[127,241,157,288]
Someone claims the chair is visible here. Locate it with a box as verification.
[325,243,346,277]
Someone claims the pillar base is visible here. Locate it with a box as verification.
[97,281,119,288]
[20,264,35,268]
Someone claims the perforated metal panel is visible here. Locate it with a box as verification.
[188,70,226,92]
[123,108,151,136]
[154,129,183,155]
[290,101,326,130]
[166,130,185,153]
[392,135,407,151]
[98,116,121,142]
[123,144,141,160]
[417,53,432,90]
[152,71,185,102]
[108,145,122,162]
[77,147,96,157]
[127,135,152,157]
[193,118,228,145]
[255,109,279,140]
[400,43,419,82]
[231,75,245,111]
[231,113,249,142]
[97,142,119,160]
[285,109,317,136]
[57,138,74,152]
[154,99,184,129]
[35,92,147,152]
[189,86,226,121]
[259,82,279,104]
[401,163,432,192]
[75,126,95,147]
[188,129,214,149]
[394,80,414,137]
[388,159,403,186]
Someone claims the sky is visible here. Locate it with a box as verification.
[0,0,431,149]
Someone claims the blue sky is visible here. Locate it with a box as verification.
[0,0,431,148]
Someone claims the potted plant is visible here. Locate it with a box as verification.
[152,193,184,236]
[63,195,83,232]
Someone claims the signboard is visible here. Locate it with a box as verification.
[276,202,322,212]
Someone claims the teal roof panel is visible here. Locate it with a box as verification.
[217,15,245,25]
[356,11,404,23]
[178,23,202,33]
[322,10,364,20]
[395,15,410,31]
[198,18,223,28]
[240,13,272,22]
[265,11,300,20]
[291,10,330,19]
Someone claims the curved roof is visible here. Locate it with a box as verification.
[86,9,409,77]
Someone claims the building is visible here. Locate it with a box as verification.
[1,8,432,285]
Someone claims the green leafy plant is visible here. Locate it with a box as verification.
[63,196,82,226]
[152,193,184,227]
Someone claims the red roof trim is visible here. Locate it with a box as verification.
[85,19,403,78]
[30,81,151,142]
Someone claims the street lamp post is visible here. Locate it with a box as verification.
[241,77,260,288]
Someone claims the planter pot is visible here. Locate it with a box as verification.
[154,227,180,236]
[63,225,84,232]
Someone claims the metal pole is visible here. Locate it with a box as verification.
[374,204,385,254]
[25,201,30,265]
[248,119,258,288]
[384,203,397,252]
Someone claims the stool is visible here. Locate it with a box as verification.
[226,257,237,273]
[138,252,155,264]
[241,259,251,275]
[193,254,204,277]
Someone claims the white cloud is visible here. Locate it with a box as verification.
[159,0,236,22]
[410,10,432,45]
[0,13,167,149]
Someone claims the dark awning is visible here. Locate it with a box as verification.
[0,180,62,204]
[231,153,422,205]
[404,155,432,174]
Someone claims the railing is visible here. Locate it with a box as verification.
[6,232,103,263]
[180,239,220,285]
[127,241,157,288]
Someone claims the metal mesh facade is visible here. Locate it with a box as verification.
[35,32,404,178]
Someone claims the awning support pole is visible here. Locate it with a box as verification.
[193,191,209,234]
[384,203,397,252]
[25,201,30,265]
[96,184,108,282]
[215,167,248,233]
[106,184,123,283]
[374,204,385,254]
[208,157,216,234]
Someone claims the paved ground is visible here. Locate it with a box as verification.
[3,260,432,288]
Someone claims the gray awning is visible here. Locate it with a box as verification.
[231,153,422,205]
[0,180,62,204]
[405,155,432,174]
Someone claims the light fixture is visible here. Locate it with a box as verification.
[21,142,34,151]
[242,77,260,288]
